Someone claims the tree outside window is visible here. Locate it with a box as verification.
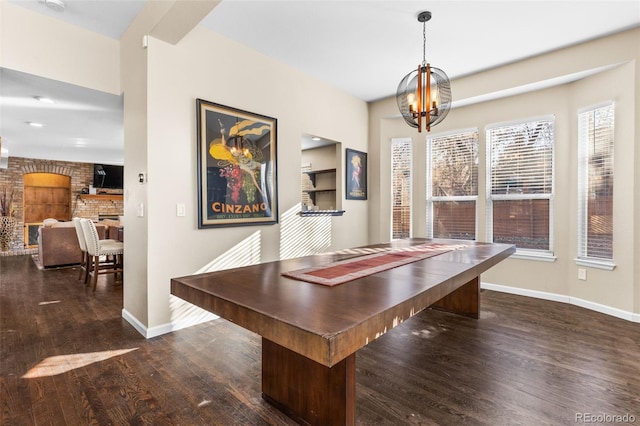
[487,118,554,253]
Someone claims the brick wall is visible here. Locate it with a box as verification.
[0,157,124,250]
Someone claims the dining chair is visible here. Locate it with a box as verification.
[72,218,90,283]
[80,218,124,291]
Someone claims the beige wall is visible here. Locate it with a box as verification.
[368,28,639,316]
[302,145,338,172]
[0,2,120,94]
[139,26,368,329]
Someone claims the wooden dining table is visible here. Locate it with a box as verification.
[171,238,515,425]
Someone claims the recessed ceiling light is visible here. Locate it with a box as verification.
[27,122,44,128]
[34,96,55,104]
[43,0,65,12]
[311,137,321,141]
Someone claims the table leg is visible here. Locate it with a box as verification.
[262,338,355,426]
[430,276,479,319]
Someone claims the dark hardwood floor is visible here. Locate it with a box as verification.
[1,254,638,425]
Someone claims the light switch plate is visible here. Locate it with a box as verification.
[177,203,186,217]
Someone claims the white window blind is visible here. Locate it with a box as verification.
[391,138,412,240]
[426,129,478,240]
[486,117,554,253]
[578,103,614,261]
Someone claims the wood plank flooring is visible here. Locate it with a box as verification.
[1,254,639,425]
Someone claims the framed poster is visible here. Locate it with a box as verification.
[196,99,278,228]
[345,148,367,200]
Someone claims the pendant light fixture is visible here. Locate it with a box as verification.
[396,11,452,132]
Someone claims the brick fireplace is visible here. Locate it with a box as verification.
[0,157,124,251]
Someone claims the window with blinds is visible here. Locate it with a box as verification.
[577,103,614,262]
[391,138,412,239]
[486,117,554,253]
[426,130,478,240]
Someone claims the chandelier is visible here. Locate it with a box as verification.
[396,11,452,132]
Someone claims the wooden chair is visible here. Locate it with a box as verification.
[80,218,124,291]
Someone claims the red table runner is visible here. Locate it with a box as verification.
[282,243,466,286]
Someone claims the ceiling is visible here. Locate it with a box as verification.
[2,0,639,164]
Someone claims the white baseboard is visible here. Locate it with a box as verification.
[122,283,639,338]
[121,308,218,339]
[121,308,149,337]
[481,282,639,323]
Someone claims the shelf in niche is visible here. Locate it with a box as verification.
[303,168,336,187]
[80,194,123,201]
[298,210,345,217]
[304,188,336,193]
[303,168,336,175]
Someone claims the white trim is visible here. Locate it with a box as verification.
[122,308,219,339]
[425,137,433,238]
[577,100,614,115]
[481,282,569,303]
[481,282,639,323]
[489,193,552,200]
[485,117,555,252]
[122,308,149,337]
[510,251,556,262]
[426,129,479,240]
[425,127,479,140]
[390,137,413,240]
[574,257,616,271]
[485,114,555,131]
[431,195,477,202]
[451,65,622,110]
[576,102,615,261]
[145,322,175,339]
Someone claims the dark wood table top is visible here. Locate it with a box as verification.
[171,238,515,367]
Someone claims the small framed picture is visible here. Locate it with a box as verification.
[345,148,367,200]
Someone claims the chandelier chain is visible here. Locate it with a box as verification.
[422,20,427,66]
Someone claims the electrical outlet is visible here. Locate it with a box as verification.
[578,268,587,281]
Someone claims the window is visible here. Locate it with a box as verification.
[426,129,478,240]
[391,138,412,239]
[577,103,614,264]
[487,117,554,255]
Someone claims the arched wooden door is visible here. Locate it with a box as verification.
[23,173,71,247]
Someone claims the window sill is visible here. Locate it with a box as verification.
[574,258,616,271]
[510,250,556,262]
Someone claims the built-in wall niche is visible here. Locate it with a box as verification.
[300,135,345,216]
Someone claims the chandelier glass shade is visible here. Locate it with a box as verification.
[396,11,452,132]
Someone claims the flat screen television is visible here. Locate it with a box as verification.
[93,164,124,189]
